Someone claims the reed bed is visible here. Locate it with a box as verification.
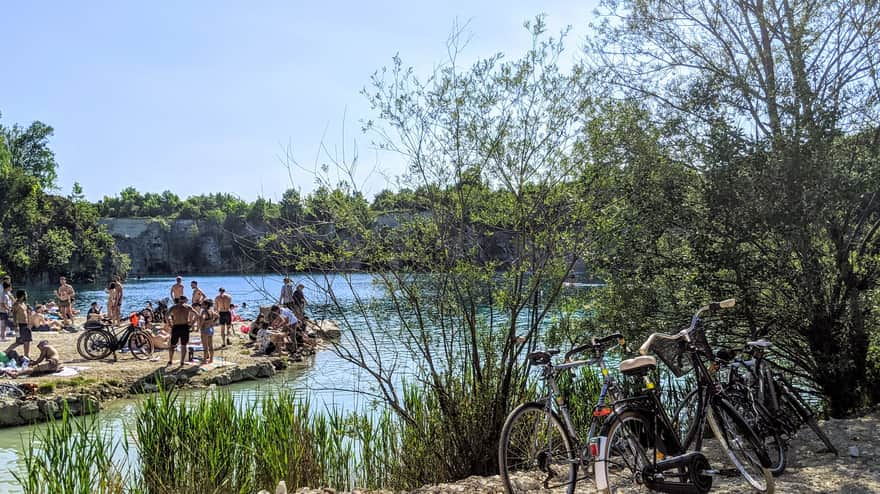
[18,387,404,494]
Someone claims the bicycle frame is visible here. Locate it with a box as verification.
[537,353,619,460]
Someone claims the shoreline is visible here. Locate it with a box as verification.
[0,317,341,428]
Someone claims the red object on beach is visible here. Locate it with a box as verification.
[241,325,250,334]
[129,313,139,326]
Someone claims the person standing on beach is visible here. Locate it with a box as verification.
[170,276,184,302]
[191,280,206,306]
[292,284,306,321]
[167,295,198,367]
[6,290,33,358]
[200,299,217,363]
[106,281,119,324]
[0,281,13,341]
[114,276,124,320]
[55,276,76,328]
[214,287,233,347]
[279,277,294,308]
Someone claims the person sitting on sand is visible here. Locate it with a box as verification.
[87,301,103,321]
[30,306,63,332]
[149,327,171,350]
[7,340,62,378]
[140,301,154,326]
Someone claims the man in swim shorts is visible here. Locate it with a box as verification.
[214,287,233,347]
[167,296,198,367]
[55,276,76,328]
[170,276,185,302]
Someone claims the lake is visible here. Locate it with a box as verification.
[0,273,400,492]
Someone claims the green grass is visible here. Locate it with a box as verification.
[36,382,55,394]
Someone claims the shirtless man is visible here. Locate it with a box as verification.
[170,276,185,302]
[214,287,233,347]
[55,276,76,327]
[191,280,207,306]
[8,340,62,377]
[167,295,198,367]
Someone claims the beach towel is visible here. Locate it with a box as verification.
[52,366,88,377]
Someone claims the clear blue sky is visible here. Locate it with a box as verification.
[0,1,595,202]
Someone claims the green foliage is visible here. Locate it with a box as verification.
[16,405,128,494]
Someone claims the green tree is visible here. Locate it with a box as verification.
[0,119,58,189]
[264,18,620,482]
[591,0,880,415]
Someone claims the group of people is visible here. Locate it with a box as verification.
[0,273,313,375]
[0,274,67,377]
[0,276,77,361]
[160,277,237,367]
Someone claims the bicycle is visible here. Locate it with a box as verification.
[712,339,837,463]
[0,382,26,400]
[499,333,626,493]
[77,315,154,361]
[594,299,774,494]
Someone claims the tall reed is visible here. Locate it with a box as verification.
[15,404,132,494]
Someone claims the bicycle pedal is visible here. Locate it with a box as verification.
[718,468,740,477]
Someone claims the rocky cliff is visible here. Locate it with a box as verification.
[100,218,248,274]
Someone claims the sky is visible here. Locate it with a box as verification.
[0,1,597,202]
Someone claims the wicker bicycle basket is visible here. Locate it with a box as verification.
[649,328,714,378]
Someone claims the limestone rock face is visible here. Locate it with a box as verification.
[100,218,242,275]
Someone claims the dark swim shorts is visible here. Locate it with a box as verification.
[170,324,190,346]
[218,311,231,325]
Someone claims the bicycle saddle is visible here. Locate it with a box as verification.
[619,355,657,376]
[746,339,772,348]
[526,349,560,365]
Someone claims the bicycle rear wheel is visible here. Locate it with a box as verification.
[78,330,114,360]
[777,388,838,455]
[129,330,154,360]
[499,402,577,493]
[596,408,660,493]
[707,400,774,493]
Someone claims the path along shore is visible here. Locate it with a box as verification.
[0,316,341,428]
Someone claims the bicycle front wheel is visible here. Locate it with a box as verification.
[707,400,774,493]
[129,330,154,360]
[499,402,577,494]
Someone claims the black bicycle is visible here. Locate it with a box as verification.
[595,299,774,493]
[713,339,837,465]
[77,316,153,361]
[499,333,626,493]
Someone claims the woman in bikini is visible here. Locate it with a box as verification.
[200,300,218,363]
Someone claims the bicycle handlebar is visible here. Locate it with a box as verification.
[638,299,736,355]
[564,332,625,361]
